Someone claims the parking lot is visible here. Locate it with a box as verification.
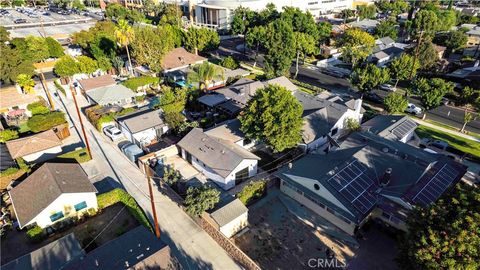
[0,7,97,26]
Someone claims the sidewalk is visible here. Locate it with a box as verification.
[412,118,480,143]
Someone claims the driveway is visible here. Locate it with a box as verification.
[45,83,240,270]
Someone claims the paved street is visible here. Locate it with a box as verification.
[38,82,240,270]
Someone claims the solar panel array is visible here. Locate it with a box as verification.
[392,118,417,139]
[411,163,460,206]
[327,160,377,214]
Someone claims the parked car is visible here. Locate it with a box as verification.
[103,125,124,141]
[364,92,383,103]
[405,103,422,115]
[379,84,396,92]
[13,18,27,24]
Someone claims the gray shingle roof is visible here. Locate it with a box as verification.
[86,84,136,105]
[116,109,165,134]
[9,163,97,227]
[362,115,417,141]
[265,76,298,92]
[177,128,260,178]
[204,119,245,144]
[210,198,248,227]
[216,78,264,105]
[197,94,228,107]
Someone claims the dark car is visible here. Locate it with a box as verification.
[363,92,383,103]
[14,18,27,24]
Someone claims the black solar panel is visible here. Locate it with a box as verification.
[392,119,417,139]
[412,163,460,206]
[327,160,377,214]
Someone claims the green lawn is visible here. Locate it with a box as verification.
[415,125,480,159]
[423,119,480,140]
[58,148,92,163]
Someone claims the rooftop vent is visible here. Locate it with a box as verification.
[288,162,293,170]
[380,168,392,187]
[382,147,389,153]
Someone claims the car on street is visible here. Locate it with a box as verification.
[363,92,383,104]
[13,18,27,24]
[379,84,396,92]
[405,103,422,115]
[103,125,124,141]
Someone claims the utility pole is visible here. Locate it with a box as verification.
[143,161,161,239]
[39,72,55,110]
[69,85,92,159]
[409,30,424,81]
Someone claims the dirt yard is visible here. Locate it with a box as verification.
[1,203,139,264]
[234,197,354,270]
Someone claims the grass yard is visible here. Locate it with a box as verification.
[58,148,92,163]
[423,119,480,139]
[416,125,480,159]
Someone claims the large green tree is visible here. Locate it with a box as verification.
[389,53,420,88]
[16,74,35,94]
[398,184,480,270]
[115,19,135,76]
[187,62,224,92]
[317,21,332,45]
[239,84,303,152]
[375,19,398,40]
[341,28,375,68]
[418,40,439,70]
[0,45,34,84]
[412,78,453,110]
[45,37,65,58]
[281,7,319,39]
[184,186,220,216]
[54,55,80,78]
[245,25,267,66]
[131,26,176,73]
[293,32,316,78]
[262,19,295,78]
[183,27,220,55]
[25,36,49,62]
[350,64,390,93]
[384,93,408,114]
[357,4,377,20]
[76,56,98,74]
[445,30,468,52]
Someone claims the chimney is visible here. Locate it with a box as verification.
[380,168,392,187]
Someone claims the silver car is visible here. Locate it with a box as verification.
[103,125,124,141]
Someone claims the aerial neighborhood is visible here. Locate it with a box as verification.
[1,0,480,270]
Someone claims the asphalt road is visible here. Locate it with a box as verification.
[217,38,480,134]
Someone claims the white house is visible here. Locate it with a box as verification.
[362,115,418,143]
[5,129,63,164]
[9,162,98,229]
[207,198,248,238]
[177,128,260,190]
[116,109,169,147]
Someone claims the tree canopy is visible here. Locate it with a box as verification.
[341,28,375,67]
[398,184,480,270]
[239,84,303,152]
[375,19,398,40]
[413,78,453,110]
[183,27,220,55]
[45,37,65,58]
[384,93,408,114]
[184,186,220,216]
[263,19,295,78]
[350,64,390,93]
[389,53,419,87]
[54,55,79,78]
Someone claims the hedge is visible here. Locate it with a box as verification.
[27,111,67,133]
[54,80,66,96]
[290,79,325,94]
[27,101,50,115]
[122,76,160,91]
[0,129,19,143]
[97,188,152,231]
[237,180,267,205]
[26,225,45,243]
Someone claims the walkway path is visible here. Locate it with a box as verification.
[412,118,480,143]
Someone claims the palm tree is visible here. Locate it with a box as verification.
[115,19,135,76]
[461,108,477,133]
[16,74,35,94]
[188,62,224,92]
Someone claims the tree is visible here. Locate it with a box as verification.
[375,19,398,40]
[445,30,468,52]
[72,0,85,10]
[54,55,79,78]
[340,9,355,24]
[231,6,256,51]
[106,3,128,20]
[281,7,319,39]
[293,32,316,78]
[389,54,419,88]
[245,25,267,66]
[76,56,98,74]
[412,9,438,38]
[131,26,175,73]
[412,78,453,110]
[376,0,409,17]
[164,111,185,131]
[183,27,220,55]
[397,184,480,270]
[0,26,9,43]
[112,56,124,75]
[357,4,377,20]
[0,45,34,84]
[219,56,238,69]
[187,62,224,92]
[459,87,480,106]
[25,36,49,62]
[16,74,35,94]
[436,9,457,32]
[115,19,135,76]
[162,165,181,186]
[461,110,476,133]
[263,19,295,78]
[417,40,439,70]
[341,28,375,67]
[97,57,113,72]
[158,86,187,113]
[317,21,332,45]
[27,101,50,115]
[45,37,64,58]
[350,64,390,93]
[239,84,303,152]
[384,93,408,114]
[27,111,67,133]
[0,129,19,143]
[184,186,220,216]
[257,3,278,25]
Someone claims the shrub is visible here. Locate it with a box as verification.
[345,118,361,131]
[122,76,160,91]
[0,167,20,177]
[384,93,408,114]
[27,101,50,115]
[0,129,19,142]
[135,95,146,102]
[220,56,239,69]
[27,111,67,133]
[97,188,152,230]
[26,225,45,242]
[184,186,220,216]
[54,80,66,96]
[237,181,266,205]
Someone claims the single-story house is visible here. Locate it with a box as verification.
[275,131,466,235]
[77,75,116,92]
[116,108,169,147]
[161,47,207,73]
[9,162,98,229]
[375,36,395,50]
[0,86,39,119]
[206,197,248,238]
[370,46,405,67]
[5,129,63,163]
[448,60,480,84]
[177,128,260,190]
[362,115,417,143]
[1,233,85,270]
[295,91,364,151]
[65,226,172,270]
[85,84,136,106]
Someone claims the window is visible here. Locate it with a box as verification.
[74,201,88,211]
[50,211,64,222]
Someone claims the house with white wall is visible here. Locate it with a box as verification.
[116,108,169,148]
[177,128,260,190]
[206,197,248,238]
[9,162,98,229]
[5,129,63,164]
[362,115,418,143]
